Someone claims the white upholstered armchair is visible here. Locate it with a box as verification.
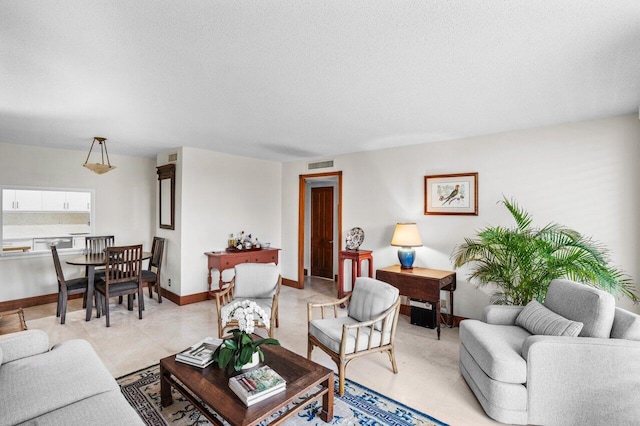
[215,263,281,338]
[460,279,640,425]
[307,277,401,396]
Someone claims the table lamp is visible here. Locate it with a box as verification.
[390,223,423,269]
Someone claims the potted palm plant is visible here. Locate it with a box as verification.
[452,197,637,305]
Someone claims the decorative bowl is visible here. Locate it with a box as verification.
[262,242,271,248]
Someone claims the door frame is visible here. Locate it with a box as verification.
[298,171,342,289]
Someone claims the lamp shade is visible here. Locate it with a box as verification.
[391,223,423,247]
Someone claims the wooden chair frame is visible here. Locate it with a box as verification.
[215,274,282,339]
[307,294,401,396]
[84,235,115,277]
[84,235,115,254]
[143,236,165,303]
[51,245,89,324]
[95,244,143,327]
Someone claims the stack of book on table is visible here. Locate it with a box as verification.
[229,365,287,406]
[176,337,222,368]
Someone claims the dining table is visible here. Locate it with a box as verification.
[66,251,152,321]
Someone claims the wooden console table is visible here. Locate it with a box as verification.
[338,250,373,300]
[204,248,280,298]
[375,265,456,340]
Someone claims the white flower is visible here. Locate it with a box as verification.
[221,299,271,331]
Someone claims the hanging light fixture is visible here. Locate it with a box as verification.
[83,137,116,174]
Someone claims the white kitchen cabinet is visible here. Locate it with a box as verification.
[40,191,91,212]
[41,191,67,211]
[1,190,14,211]
[2,189,43,211]
[65,192,91,211]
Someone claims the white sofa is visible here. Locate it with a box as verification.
[0,330,144,425]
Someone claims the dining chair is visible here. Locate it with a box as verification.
[307,277,401,396]
[51,245,89,324]
[94,244,143,327]
[215,263,281,338]
[142,237,166,303]
[84,235,115,277]
[85,235,115,254]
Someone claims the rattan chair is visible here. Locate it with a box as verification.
[94,244,143,327]
[307,277,401,395]
[215,263,281,338]
[51,245,89,324]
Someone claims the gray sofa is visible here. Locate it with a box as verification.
[0,329,144,425]
[460,279,640,425]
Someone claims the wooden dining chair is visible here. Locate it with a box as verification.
[51,245,89,324]
[142,237,166,303]
[94,244,143,327]
[84,235,115,276]
[85,235,115,254]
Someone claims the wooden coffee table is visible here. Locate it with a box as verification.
[160,343,334,425]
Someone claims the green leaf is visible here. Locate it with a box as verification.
[217,348,233,369]
[450,197,638,305]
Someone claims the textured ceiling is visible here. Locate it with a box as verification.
[1,1,639,162]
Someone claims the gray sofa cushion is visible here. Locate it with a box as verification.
[459,319,531,384]
[516,300,583,337]
[459,344,528,424]
[17,389,144,426]
[348,277,399,332]
[610,307,640,341]
[483,305,525,325]
[544,279,615,338]
[0,339,119,425]
[0,329,49,364]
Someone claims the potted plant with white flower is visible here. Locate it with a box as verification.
[212,300,280,374]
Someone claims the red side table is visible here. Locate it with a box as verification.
[338,250,373,300]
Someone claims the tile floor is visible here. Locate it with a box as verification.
[21,277,503,426]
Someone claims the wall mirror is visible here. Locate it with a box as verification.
[157,164,175,230]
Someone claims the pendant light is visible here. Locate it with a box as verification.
[83,137,116,174]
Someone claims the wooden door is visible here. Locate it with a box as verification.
[311,187,334,279]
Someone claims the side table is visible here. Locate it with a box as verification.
[338,250,373,300]
[376,265,456,340]
[204,248,280,298]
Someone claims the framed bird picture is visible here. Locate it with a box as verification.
[424,173,478,215]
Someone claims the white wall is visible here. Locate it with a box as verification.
[165,147,282,296]
[154,148,183,296]
[0,142,156,302]
[282,114,640,318]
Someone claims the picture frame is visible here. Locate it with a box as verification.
[424,172,478,215]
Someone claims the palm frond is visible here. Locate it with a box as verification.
[451,197,638,305]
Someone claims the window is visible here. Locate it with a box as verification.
[1,187,94,256]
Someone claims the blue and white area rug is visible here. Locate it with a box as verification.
[118,365,448,426]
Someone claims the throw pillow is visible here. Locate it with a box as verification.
[516,300,583,337]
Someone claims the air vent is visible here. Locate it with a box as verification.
[308,160,334,170]
[168,153,178,162]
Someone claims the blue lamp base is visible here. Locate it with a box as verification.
[397,247,415,269]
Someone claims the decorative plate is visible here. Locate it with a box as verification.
[345,227,365,250]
